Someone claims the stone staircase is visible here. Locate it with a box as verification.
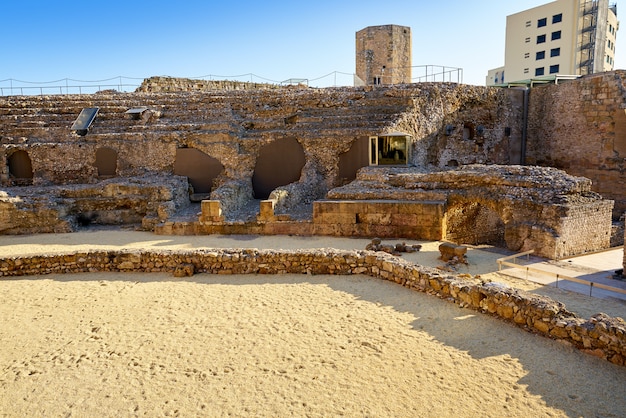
[0,86,418,142]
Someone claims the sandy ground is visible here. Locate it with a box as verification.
[1,231,625,417]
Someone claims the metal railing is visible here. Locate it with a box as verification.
[497,250,626,297]
[0,72,359,96]
[0,76,142,96]
[0,66,465,97]
[412,65,463,84]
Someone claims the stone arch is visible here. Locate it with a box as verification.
[95,147,118,177]
[174,148,224,194]
[445,200,505,246]
[338,137,369,186]
[8,150,33,182]
[252,137,305,199]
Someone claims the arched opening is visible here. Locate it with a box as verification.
[463,122,475,141]
[252,137,305,199]
[338,137,369,185]
[445,201,505,246]
[174,148,224,194]
[8,150,33,183]
[95,147,118,177]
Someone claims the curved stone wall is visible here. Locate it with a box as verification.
[1,248,624,366]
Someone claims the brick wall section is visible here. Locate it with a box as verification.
[556,200,615,257]
[526,71,626,218]
[0,247,624,366]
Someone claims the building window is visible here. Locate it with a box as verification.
[524,52,530,58]
[552,13,563,24]
[524,68,530,74]
[536,51,546,60]
[550,47,561,57]
[535,67,545,76]
[525,37,531,43]
[551,30,562,40]
[373,77,381,85]
[538,18,547,27]
[549,64,559,74]
[537,34,546,44]
[526,20,531,27]
[370,135,409,166]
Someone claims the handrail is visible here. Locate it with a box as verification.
[497,250,535,263]
[497,250,626,297]
[411,65,464,84]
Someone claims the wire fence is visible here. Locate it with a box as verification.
[0,76,144,96]
[0,66,463,96]
[411,65,463,83]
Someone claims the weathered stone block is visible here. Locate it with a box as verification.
[173,263,195,277]
[439,242,467,261]
[201,200,222,218]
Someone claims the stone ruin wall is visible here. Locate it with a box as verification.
[0,76,624,258]
[1,247,624,367]
[392,86,526,169]
[135,76,285,93]
[132,76,527,172]
[0,83,524,217]
[323,165,613,259]
[527,71,626,219]
[0,175,190,234]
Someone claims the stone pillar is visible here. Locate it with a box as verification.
[257,200,276,222]
[200,200,224,223]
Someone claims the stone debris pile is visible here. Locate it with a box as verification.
[365,237,422,256]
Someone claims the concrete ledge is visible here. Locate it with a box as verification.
[1,247,624,366]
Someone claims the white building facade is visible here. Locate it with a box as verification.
[487,0,618,86]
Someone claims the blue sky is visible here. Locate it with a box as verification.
[1,0,623,91]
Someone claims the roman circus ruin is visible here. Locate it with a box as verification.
[1,74,624,259]
[1,72,626,364]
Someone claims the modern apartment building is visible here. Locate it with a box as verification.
[487,0,618,85]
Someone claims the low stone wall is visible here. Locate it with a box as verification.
[312,199,445,240]
[1,248,624,366]
[135,76,284,92]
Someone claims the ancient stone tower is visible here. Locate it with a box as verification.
[355,24,412,86]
